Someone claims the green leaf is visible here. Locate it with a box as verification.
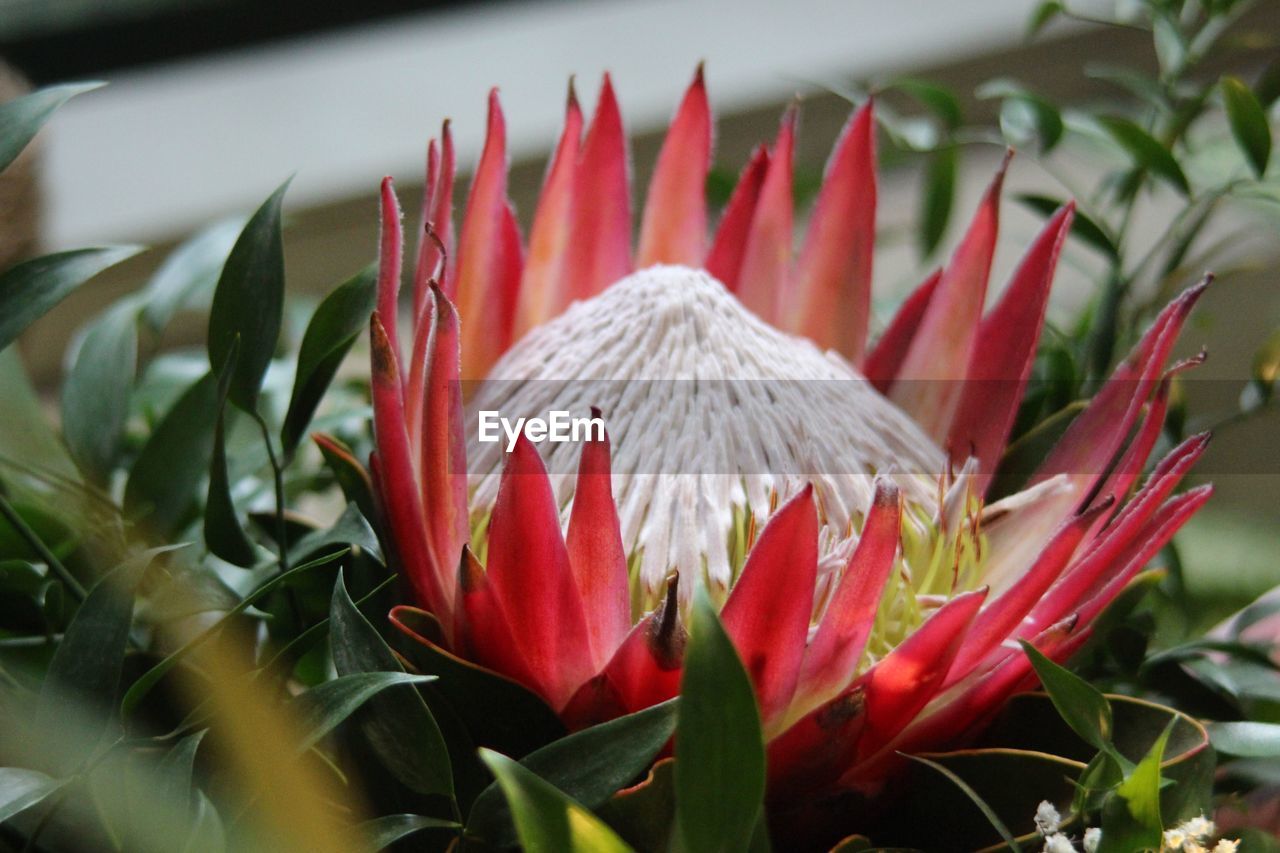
[0,767,65,824]
[891,79,963,129]
[357,814,460,851]
[1013,194,1116,258]
[675,584,766,853]
[330,572,453,797]
[124,371,220,535]
[121,549,345,717]
[1221,76,1272,178]
[0,247,140,352]
[919,145,958,258]
[202,339,258,567]
[207,179,291,412]
[0,81,102,173]
[479,749,634,853]
[142,218,246,334]
[315,435,378,523]
[1208,721,1280,758]
[901,755,1023,853]
[282,265,376,456]
[1021,641,1115,755]
[289,502,382,566]
[1151,12,1187,80]
[1100,722,1173,853]
[1026,0,1063,37]
[293,672,436,754]
[1096,116,1190,195]
[976,80,1063,151]
[59,301,138,482]
[467,700,678,848]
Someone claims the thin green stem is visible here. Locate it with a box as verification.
[0,492,87,602]
[252,413,291,576]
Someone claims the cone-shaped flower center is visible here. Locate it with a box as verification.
[467,265,949,608]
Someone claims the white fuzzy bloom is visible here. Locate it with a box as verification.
[1043,833,1076,853]
[1083,827,1101,853]
[1035,800,1062,835]
[1211,840,1240,853]
[1164,829,1188,850]
[1181,816,1215,839]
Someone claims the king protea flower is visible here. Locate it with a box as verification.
[360,68,1211,810]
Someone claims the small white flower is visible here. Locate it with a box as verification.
[1043,833,1076,853]
[1164,828,1188,850]
[1182,816,1215,839]
[1083,827,1102,853]
[1035,800,1062,835]
[1211,841,1240,853]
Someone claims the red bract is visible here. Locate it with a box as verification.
[358,68,1210,813]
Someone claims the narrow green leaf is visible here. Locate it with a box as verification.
[1208,721,1280,758]
[891,79,963,129]
[920,145,957,258]
[124,371,220,535]
[207,179,291,412]
[976,80,1063,151]
[1021,641,1114,754]
[0,81,102,172]
[1096,116,1190,195]
[0,247,140,352]
[479,749,634,853]
[314,435,378,523]
[290,502,382,566]
[293,672,436,754]
[120,549,345,716]
[203,339,258,567]
[1026,0,1063,37]
[142,218,245,333]
[0,767,65,824]
[675,584,766,853]
[467,700,678,848]
[1100,722,1173,852]
[282,265,376,456]
[1151,12,1187,80]
[358,814,460,850]
[1221,76,1272,177]
[901,755,1023,853]
[1016,194,1119,260]
[330,572,453,797]
[60,301,138,482]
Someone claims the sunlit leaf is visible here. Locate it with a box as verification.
[1099,722,1172,853]
[0,81,102,173]
[1021,641,1114,755]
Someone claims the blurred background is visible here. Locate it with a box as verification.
[2,0,1278,621]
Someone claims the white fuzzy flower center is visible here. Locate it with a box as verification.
[467,265,948,608]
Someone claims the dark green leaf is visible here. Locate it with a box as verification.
[0,247,140,352]
[1208,721,1280,758]
[124,371,220,535]
[294,671,435,754]
[330,572,452,797]
[1096,116,1190,195]
[61,301,138,482]
[1221,76,1272,177]
[142,218,245,333]
[467,700,678,847]
[0,767,65,824]
[479,749,633,853]
[675,585,766,853]
[1021,641,1114,755]
[290,502,382,566]
[901,755,1023,852]
[282,265,376,456]
[1099,722,1172,853]
[203,339,258,567]
[358,814,459,850]
[0,81,102,172]
[1257,57,1280,109]
[207,179,291,412]
[1018,192,1121,258]
[919,145,957,258]
[1026,0,1063,37]
[891,79,962,129]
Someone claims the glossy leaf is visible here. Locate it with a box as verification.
[61,301,138,482]
[207,179,291,412]
[141,218,245,333]
[204,340,258,567]
[293,671,436,754]
[0,247,140,352]
[467,700,677,848]
[675,585,766,853]
[124,371,220,535]
[330,572,453,797]
[1096,116,1190,195]
[358,814,459,851]
[1021,641,1113,755]
[1221,76,1271,177]
[1208,721,1280,758]
[479,749,633,853]
[281,265,376,455]
[0,81,102,172]
[919,145,957,258]
[0,767,65,824]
